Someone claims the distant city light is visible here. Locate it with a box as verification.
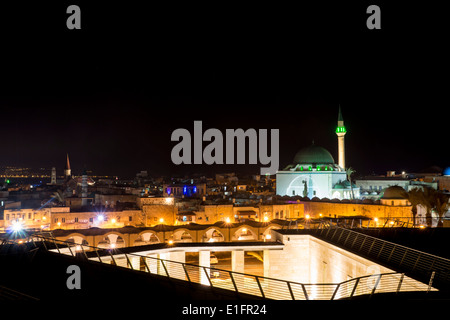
[168,240,174,245]
[97,215,104,222]
[266,234,272,240]
[305,214,311,220]
[111,218,116,224]
[11,221,23,232]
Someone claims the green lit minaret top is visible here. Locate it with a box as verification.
[336,105,346,133]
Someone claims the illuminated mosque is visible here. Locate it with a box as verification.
[276,107,360,200]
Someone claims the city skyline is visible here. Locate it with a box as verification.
[0,97,446,178]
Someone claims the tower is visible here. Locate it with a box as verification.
[336,106,346,170]
[51,167,57,184]
[81,167,88,206]
[64,153,71,179]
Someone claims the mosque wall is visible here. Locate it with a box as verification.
[300,200,412,222]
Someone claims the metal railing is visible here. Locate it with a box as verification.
[311,226,450,289]
[23,235,436,300]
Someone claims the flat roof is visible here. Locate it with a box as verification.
[82,241,284,258]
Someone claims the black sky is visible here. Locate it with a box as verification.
[0,2,448,178]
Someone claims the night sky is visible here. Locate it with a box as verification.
[0,2,447,178]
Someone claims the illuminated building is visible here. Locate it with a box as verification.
[276,107,359,200]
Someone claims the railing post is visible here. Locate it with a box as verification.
[95,249,102,263]
[125,254,134,270]
[182,264,191,282]
[427,271,436,293]
[109,251,117,266]
[370,274,382,297]
[67,244,74,257]
[161,260,170,277]
[203,267,213,286]
[301,284,309,300]
[229,272,239,293]
[286,281,294,300]
[331,283,340,300]
[350,278,360,299]
[256,276,266,299]
[396,273,404,294]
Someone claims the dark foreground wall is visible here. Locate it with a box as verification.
[0,243,261,302]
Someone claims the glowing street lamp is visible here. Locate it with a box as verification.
[159,218,164,223]
[11,221,23,232]
[225,217,231,224]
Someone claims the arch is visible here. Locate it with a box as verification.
[262,224,282,240]
[286,175,310,198]
[172,228,194,243]
[98,231,127,249]
[233,225,257,241]
[66,235,89,246]
[201,227,225,243]
[135,230,161,246]
[58,233,89,245]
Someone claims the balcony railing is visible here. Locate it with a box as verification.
[22,234,437,300]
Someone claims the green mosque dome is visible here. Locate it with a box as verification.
[293,144,335,165]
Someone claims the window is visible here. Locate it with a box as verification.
[28,213,32,219]
[62,218,66,223]
[74,217,78,222]
[89,217,93,222]
[6,214,9,220]
[129,216,132,221]
[292,190,295,195]
[54,218,58,223]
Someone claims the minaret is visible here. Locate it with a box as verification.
[336,106,346,170]
[51,167,57,184]
[64,153,71,179]
[81,167,88,206]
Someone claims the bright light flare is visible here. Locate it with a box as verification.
[11,221,23,232]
